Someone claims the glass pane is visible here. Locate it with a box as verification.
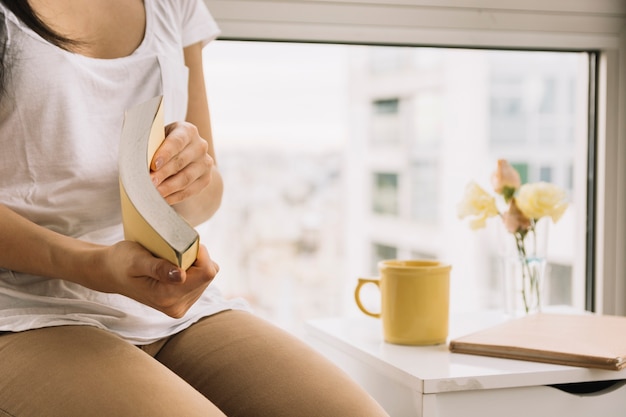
[373,98,399,115]
[371,98,401,145]
[372,172,399,215]
[201,41,589,331]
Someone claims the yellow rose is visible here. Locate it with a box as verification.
[516,182,568,222]
[457,181,499,230]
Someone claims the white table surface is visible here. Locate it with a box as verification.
[304,312,626,395]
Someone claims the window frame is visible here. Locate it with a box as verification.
[204,0,626,315]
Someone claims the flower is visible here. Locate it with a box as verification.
[458,160,569,313]
[501,198,530,234]
[516,182,568,223]
[491,159,521,201]
[457,181,499,230]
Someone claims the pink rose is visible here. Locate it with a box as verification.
[502,198,531,234]
[491,159,521,197]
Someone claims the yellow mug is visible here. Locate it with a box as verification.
[354,259,451,345]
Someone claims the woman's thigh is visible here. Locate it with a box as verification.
[0,326,225,417]
[156,310,389,417]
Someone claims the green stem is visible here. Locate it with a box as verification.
[514,222,541,313]
[514,233,531,313]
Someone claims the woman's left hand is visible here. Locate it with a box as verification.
[150,121,214,205]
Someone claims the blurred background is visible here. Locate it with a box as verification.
[199,40,588,334]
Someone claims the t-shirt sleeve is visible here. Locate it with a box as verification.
[180,0,221,47]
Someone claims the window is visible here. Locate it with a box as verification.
[372,172,399,215]
[371,98,401,145]
[371,243,398,273]
[202,0,626,323]
[540,166,553,182]
[512,163,529,184]
[201,40,594,330]
[373,98,399,115]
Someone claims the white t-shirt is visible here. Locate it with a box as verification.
[0,0,248,344]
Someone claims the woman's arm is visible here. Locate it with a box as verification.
[0,203,105,285]
[0,203,218,318]
[150,41,223,226]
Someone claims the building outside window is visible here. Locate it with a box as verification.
[201,40,591,331]
[372,172,399,216]
[371,98,401,145]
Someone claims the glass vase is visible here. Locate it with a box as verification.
[499,219,549,316]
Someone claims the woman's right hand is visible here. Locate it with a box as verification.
[94,241,218,318]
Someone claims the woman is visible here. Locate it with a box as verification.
[0,1,389,416]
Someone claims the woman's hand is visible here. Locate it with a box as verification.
[96,241,219,318]
[150,121,214,206]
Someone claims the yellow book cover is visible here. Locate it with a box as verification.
[449,313,626,370]
[118,96,199,270]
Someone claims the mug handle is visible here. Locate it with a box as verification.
[354,278,381,319]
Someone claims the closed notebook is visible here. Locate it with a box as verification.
[449,313,626,370]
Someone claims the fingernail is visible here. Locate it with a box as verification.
[151,175,159,186]
[168,268,182,283]
[154,158,163,170]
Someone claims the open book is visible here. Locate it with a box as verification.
[449,313,626,370]
[118,96,199,270]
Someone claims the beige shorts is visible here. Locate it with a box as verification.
[0,310,387,417]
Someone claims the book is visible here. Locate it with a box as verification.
[448,313,626,370]
[118,96,199,270]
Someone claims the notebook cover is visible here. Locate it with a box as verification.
[449,313,626,370]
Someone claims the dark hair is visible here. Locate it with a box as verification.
[2,0,75,48]
[0,0,76,97]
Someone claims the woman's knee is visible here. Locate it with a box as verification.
[157,311,389,417]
